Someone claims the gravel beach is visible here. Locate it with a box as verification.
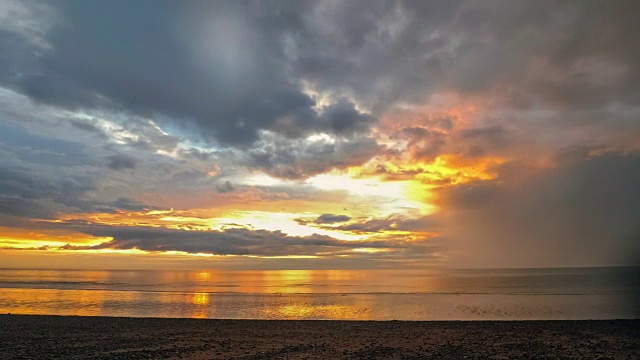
[0,315,638,359]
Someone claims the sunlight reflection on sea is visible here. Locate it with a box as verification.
[0,267,638,320]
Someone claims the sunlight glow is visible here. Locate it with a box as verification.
[244,173,288,187]
[306,172,436,216]
[210,211,368,240]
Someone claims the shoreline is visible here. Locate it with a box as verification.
[1,315,639,359]
[3,313,640,322]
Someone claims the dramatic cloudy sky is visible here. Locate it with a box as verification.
[1,0,639,269]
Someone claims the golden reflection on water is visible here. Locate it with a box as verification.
[74,290,106,316]
[0,269,634,320]
[272,269,312,282]
[1,288,108,316]
[192,292,209,305]
[269,303,372,320]
[266,270,313,293]
[195,271,211,281]
[190,292,210,319]
[0,269,439,320]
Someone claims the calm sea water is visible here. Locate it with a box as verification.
[0,267,638,320]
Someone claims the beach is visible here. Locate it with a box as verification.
[1,315,638,359]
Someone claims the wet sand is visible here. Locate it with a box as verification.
[0,315,638,359]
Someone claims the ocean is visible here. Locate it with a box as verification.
[0,267,638,320]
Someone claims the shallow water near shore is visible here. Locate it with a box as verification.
[1,267,638,320]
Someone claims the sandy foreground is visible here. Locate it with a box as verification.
[0,315,638,359]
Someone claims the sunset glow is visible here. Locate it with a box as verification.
[0,0,638,271]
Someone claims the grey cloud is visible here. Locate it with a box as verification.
[0,156,156,218]
[216,180,235,193]
[0,196,60,220]
[0,0,59,48]
[0,125,161,218]
[177,147,216,162]
[460,126,508,142]
[315,214,351,224]
[335,215,440,233]
[457,126,512,157]
[292,0,462,113]
[318,100,376,135]
[552,144,611,164]
[0,121,90,166]
[0,88,180,159]
[296,0,640,115]
[171,169,206,182]
[390,121,515,164]
[443,153,640,268]
[56,224,419,257]
[68,119,105,136]
[106,154,136,171]
[0,90,235,211]
[53,197,160,215]
[449,1,640,110]
[0,1,377,148]
[247,132,381,179]
[396,126,447,161]
[2,0,638,148]
[105,197,155,212]
[0,159,94,210]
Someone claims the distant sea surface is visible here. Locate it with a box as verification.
[0,267,638,320]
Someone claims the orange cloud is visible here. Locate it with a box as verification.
[0,226,106,249]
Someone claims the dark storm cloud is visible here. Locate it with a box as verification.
[447,1,640,109]
[290,0,463,112]
[443,153,640,268]
[2,0,640,143]
[55,224,419,257]
[0,0,376,148]
[290,0,640,118]
[315,214,351,224]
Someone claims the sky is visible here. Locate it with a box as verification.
[0,0,639,270]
